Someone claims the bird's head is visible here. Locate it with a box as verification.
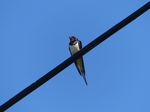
[69,36,77,42]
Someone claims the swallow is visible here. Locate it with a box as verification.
[69,36,88,85]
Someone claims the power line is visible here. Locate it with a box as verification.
[0,1,150,112]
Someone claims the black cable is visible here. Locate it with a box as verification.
[0,1,150,112]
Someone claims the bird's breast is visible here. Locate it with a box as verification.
[69,42,80,55]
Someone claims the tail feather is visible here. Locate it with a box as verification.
[83,75,88,85]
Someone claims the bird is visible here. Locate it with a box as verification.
[69,36,88,85]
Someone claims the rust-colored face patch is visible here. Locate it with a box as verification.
[69,36,75,42]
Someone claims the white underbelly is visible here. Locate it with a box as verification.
[69,43,80,55]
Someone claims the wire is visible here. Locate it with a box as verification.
[0,1,150,112]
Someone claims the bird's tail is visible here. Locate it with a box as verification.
[83,75,88,85]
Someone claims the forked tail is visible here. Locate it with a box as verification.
[83,75,88,85]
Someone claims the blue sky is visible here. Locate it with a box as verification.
[0,0,150,112]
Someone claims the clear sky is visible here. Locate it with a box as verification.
[0,0,150,112]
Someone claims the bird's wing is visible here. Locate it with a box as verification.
[78,40,82,49]
[74,57,85,75]
[69,46,73,55]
